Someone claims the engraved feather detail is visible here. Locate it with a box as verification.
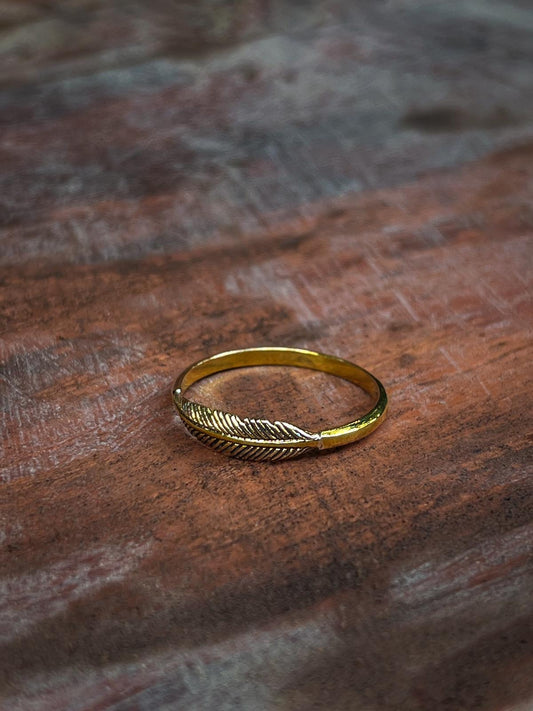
[176,395,319,461]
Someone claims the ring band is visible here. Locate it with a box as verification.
[172,347,388,462]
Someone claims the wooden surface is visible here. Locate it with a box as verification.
[1,2,532,709]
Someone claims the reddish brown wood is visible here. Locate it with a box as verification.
[1,2,532,709]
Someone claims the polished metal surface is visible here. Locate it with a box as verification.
[173,347,388,461]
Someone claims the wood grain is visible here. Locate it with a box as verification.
[1,2,532,709]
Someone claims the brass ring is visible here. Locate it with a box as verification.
[172,347,388,462]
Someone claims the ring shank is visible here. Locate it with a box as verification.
[174,347,387,450]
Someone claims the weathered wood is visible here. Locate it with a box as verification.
[1,1,532,709]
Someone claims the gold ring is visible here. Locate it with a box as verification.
[172,347,388,462]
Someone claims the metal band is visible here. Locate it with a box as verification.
[172,347,388,462]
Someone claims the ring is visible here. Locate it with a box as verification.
[172,347,388,462]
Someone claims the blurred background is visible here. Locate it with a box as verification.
[1,0,532,262]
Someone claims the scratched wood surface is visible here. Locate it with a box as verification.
[1,1,533,709]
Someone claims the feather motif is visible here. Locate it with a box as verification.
[176,396,319,461]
